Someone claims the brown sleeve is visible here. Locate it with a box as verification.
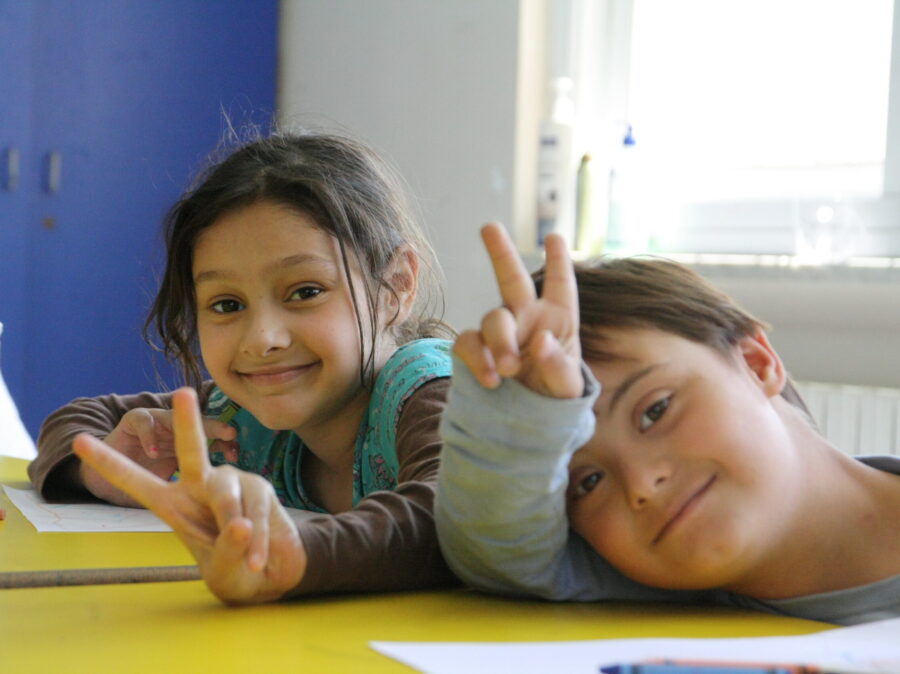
[28,382,216,501]
[286,377,460,597]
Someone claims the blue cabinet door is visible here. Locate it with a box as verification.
[0,2,35,409]
[14,0,277,435]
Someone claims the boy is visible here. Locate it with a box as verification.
[435,223,900,625]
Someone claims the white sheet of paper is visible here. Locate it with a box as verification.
[4,485,172,532]
[371,616,900,674]
[0,327,37,459]
[3,485,320,533]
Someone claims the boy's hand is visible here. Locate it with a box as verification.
[73,388,306,605]
[455,223,582,398]
[80,406,238,507]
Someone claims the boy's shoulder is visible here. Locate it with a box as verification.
[857,454,900,476]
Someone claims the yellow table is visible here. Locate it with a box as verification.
[0,457,830,673]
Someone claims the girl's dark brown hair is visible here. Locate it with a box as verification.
[532,256,810,412]
[145,131,452,389]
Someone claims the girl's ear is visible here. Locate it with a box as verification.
[738,328,786,399]
[382,245,419,326]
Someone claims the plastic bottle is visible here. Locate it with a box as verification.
[575,152,605,254]
[605,124,636,255]
[536,77,576,246]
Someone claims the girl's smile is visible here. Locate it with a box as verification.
[236,361,320,389]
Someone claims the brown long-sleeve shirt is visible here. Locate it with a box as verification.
[28,379,459,596]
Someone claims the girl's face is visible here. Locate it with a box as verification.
[566,327,800,592]
[193,200,397,446]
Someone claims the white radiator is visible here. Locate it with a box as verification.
[795,381,900,456]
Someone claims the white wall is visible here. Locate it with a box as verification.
[279,0,533,331]
[278,0,899,388]
[695,266,900,388]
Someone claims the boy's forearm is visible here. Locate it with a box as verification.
[434,356,599,598]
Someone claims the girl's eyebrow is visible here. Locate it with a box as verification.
[193,253,337,285]
[608,364,661,414]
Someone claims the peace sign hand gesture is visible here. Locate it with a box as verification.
[454,223,583,399]
[73,388,307,605]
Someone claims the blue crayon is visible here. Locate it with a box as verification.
[600,663,813,674]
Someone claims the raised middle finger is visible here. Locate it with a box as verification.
[171,387,213,487]
[537,232,578,315]
[481,222,536,313]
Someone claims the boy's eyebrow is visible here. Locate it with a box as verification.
[608,364,661,413]
[194,253,337,285]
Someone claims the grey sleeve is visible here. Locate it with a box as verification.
[435,356,711,603]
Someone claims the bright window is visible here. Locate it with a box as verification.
[567,0,900,261]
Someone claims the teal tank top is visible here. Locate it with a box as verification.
[204,338,452,512]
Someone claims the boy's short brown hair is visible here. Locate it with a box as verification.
[532,256,810,414]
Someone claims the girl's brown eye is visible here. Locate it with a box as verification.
[290,286,322,301]
[639,396,671,431]
[211,299,243,314]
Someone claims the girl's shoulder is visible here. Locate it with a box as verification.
[377,338,453,389]
[371,338,452,419]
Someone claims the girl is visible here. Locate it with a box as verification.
[435,223,900,625]
[29,132,458,604]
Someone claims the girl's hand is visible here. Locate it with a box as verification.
[454,223,582,399]
[72,388,306,605]
[80,406,238,507]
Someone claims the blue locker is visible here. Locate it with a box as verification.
[0,1,277,436]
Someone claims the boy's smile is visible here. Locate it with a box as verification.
[566,326,800,592]
[193,200,397,453]
[652,472,717,545]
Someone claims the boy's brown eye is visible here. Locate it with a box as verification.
[639,396,671,432]
[574,471,604,497]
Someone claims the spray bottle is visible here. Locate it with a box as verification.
[536,77,576,246]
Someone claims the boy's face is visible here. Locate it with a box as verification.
[566,326,798,592]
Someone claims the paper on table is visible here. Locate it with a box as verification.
[371,616,900,674]
[3,485,319,533]
[4,486,171,532]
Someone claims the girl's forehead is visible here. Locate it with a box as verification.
[192,206,348,279]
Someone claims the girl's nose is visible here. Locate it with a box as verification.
[241,308,292,357]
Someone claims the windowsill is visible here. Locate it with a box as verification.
[527,249,900,283]
[522,248,900,387]
[657,253,900,283]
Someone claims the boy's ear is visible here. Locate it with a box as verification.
[382,245,419,326]
[737,328,786,398]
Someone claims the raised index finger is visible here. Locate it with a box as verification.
[481,222,536,312]
[539,231,578,314]
[171,387,212,485]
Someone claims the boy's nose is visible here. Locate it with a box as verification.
[622,458,671,510]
